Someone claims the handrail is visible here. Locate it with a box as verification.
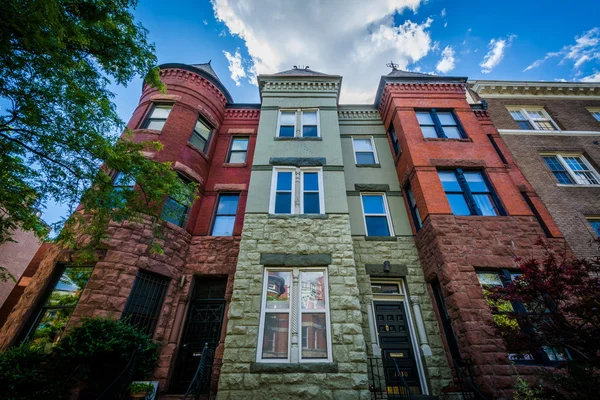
[96,344,141,400]
[183,343,210,400]
[391,358,412,400]
[452,359,488,400]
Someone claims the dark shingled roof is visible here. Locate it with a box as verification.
[274,67,329,76]
[386,69,438,78]
[158,61,234,103]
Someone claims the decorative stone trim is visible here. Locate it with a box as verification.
[365,263,408,276]
[250,362,339,373]
[470,81,600,98]
[354,183,390,191]
[260,81,340,95]
[158,68,228,105]
[424,138,472,143]
[356,164,382,168]
[251,165,272,171]
[149,94,181,102]
[228,128,255,134]
[430,158,487,168]
[260,253,332,267]
[222,163,247,168]
[365,236,397,242]
[474,110,491,121]
[267,214,329,220]
[323,165,344,171]
[131,128,161,136]
[173,161,203,184]
[270,157,326,166]
[274,137,323,141]
[214,183,247,191]
[224,109,260,120]
[338,109,381,121]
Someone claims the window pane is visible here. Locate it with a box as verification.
[438,171,462,192]
[371,283,401,295]
[161,197,187,226]
[212,216,235,236]
[301,271,326,309]
[416,111,434,125]
[228,151,247,163]
[437,112,456,125]
[217,194,239,215]
[261,313,289,359]
[301,314,328,359]
[526,110,545,119]
[231,138,249,150]
[302,111,318,125]
[592,112,600,122]
[279,126,295,137]
[302,126,318,137]
[189,131,208,151]
[447,194,471,216]
[47,268,93,307]
[476,272,503,287]
[562,157,586,171]
[280,111,296,125]
[353,138,373,152]
[266,272,291,309]
[473,194,498,216]
[366,216,390,236]
[152,105,171,119]
[509,110,526,120]
[589,220,600,235]
[362,195,385,214]
[303,193,320,214]
[146,120,166,130]
[275,193,292,214]
[421,126,438,138]
[442,126,462,139]
[463,171,488,192]
[356,152,376,164]
[517,121,533,130]
[194,119,211,137]
[543,156,566,171]
[113,172,135,188]
[554,171,575,185]
[575,171,599,185]
[30,308,75,346]
[303,172,319,191]
[535,121,555,131]
[276,172,293,191]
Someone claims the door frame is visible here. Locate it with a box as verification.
[370,279,429,395]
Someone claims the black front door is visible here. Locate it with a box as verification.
[374,301,423,395]
[170,277,227,394]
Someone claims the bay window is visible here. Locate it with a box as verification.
[438,169,504,216]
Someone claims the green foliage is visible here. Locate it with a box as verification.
[513,377,543,400]
[0,0,191,260]
[129,382,155,394]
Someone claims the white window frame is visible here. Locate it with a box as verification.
[360,192,395,236]
[276,109,297,138]
[257,267,333,364]
[507,107,559,131]
[269,167,324,215]
[300,109,320,138]
[544,153,600,186]
[587,108,600,122]
[275,109,320,138]
[351,136,379,165]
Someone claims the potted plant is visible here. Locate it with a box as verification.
[129,382,155,399]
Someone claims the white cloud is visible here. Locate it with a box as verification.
[444,22,447,28]
[581,70,600,82]
[440,8,446,17]
[480,34,516,73]
[436,46,456,73]
[523,28,600,72]
[223,49,246,86]
[211,0,433,102]
[203,19,208,25]
[554,78,567,82]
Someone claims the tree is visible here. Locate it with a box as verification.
[488,240,600,400]
[0,0,194,261]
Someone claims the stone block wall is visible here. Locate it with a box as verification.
[218,214,370,399]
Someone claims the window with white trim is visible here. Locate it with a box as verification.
[276,109,320,138]
[352,137,379,165]
[270,167,324,215]
[587,108,600,122]
[542,154,600,185]
[508,107,559,131]
[142,104,172,130]
[258,268,331,363]
[360,193,394,236]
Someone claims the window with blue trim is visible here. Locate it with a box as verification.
[439,169,504,216]
[388,125,400,156]
[405,184,422,231]
[416,109,465,139]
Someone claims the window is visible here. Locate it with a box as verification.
[121,270,169,336]
[388,125,400,156]
[587,218,600,236]
[189,117,212,153]
[588,109,600,122]
[161,174,194,227]
[352,137,378,165]
[277,109,320,138]
[416,109,464,139]
[542,154,600,185]
[227,137,249,163]
[258,268,331,362]
[211,194,239,236]
[112,172,136,207]
[22,265,93,346]
[143,104,172,130]
[438,169,503,216]
[508,108,558,131]
[405,184,422,232]
[270,167,324,215]
[361,193,394,236]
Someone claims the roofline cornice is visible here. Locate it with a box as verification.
[469,80,600,98]
[158,63,234,103]
[257,75,343,103]
[374,75,468,107]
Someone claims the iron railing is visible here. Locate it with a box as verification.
[452,359,487,400]
[96,344,142,400]
[367,357,412,400]
[183,343,216,400]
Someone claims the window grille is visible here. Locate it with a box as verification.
[121,270,169,336]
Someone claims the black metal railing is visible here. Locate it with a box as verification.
[96,344,142,400]
[367,357,412,400]
[183,343,216,400]
[452,359,487,400]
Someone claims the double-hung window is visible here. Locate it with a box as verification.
[361,193,394,236]
[508,108,558,131]
[301,110,319,137]
[161,174,194,227]
[388,125,400,156]
[211,193,239,236]
[190,116,212,153]
[121,269,169,336]
[438,169,504,216]
[270,167,324,215]
[277,109,320,138]
[405,184,422,232]
[416,109,465,139]
[588,108,600,122]
[226,137,249,163]
[112,171,135,207]
[542,154,600,185]
[258,268,331,362]
[143,104,172,130]
[352,137,378,165]
[587,218,600,236]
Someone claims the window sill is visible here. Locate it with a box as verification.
[499,129,600,136]
[250,362,338,373]
[268,214,329,219]
[556,184,600,188]
[365,236,397,241]
[356,164,381,168]
[132,128,161,136]
[423,137,472,142]
[274,137,323,141]
[186,142,209,161]
[222,162,247,168]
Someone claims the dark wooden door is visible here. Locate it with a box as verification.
[374,301,422,395]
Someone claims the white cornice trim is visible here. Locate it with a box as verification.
[338,109,381,121]
[498,129,600,136]
[470,80,600,98]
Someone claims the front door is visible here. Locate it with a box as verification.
[170,277,227,394]
[374,301,423,395]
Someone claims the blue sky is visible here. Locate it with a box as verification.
[42,0,600,225]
